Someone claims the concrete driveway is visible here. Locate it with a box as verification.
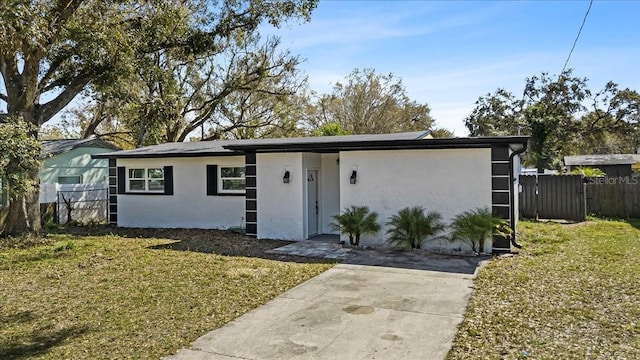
[166,256,479,360]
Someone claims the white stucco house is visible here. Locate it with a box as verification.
[94,131,529,253]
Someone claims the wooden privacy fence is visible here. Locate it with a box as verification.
[519,175,586,221]
[585,176,640,218]
[520,175,640,220]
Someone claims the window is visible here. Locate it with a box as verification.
[58,175,82,184]
[219,166,245,193]
[127,168,164,192]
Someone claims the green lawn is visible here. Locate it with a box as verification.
[0,228,334,359]
[448,219,640,359]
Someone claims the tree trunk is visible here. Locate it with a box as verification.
[5,168,42,236]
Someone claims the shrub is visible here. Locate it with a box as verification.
[330,206,381,246]
[386,207,445,249]
[449,207,512,254]
[569,167,606,177]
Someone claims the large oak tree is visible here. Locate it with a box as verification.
[0,0,316,235]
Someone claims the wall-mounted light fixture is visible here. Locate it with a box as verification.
[283,170,290,183]
[349,170,357,184]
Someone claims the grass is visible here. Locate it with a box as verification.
[447,219,640,359]
[0,227,334,359]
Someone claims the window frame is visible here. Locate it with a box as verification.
[218,166,246,194]
[126,167,165,193]
[57,175,82,185]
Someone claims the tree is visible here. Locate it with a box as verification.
[429,127,455,138]
[0,118,41,234]
[0,0,317,235]
[465,70,640,171]
[305,68,435,134]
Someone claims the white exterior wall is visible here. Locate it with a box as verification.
[256,153,304,240]
[117,156,245,229]
[339,148,493,251]
[320,154,340,234]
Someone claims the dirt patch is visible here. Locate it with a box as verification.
[53,225,332,263]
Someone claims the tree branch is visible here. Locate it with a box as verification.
[37,71,92,125]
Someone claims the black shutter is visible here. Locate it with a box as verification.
[117,167,126,194]
[164,166,174,195]
[206,165,218,195]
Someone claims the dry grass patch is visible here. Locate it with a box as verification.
[448,219,640,360]
[0,227,334,359]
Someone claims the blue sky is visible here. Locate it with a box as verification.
[266,0,640,135]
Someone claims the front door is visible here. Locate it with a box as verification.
[307,170,319,237]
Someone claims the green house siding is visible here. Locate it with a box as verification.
[40,147,113,184]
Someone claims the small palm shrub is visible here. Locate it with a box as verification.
[330,205,381,246]
[386,207,445,249]
[570,167,606,177]
[449,206,513,254]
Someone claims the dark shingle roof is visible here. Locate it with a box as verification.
[564,154,640,166]
[42,138,120,157]
[93,131,530,159]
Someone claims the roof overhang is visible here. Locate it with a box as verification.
[92,136,530,159]
[223,136,530,153]
[92,151,241,159]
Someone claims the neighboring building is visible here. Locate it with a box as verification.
[94,132,529,253]
[41,138,120,185]
[564,154,640,177]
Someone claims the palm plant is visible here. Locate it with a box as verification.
[449,206,513,254]
[569,166,606,177]
[330,205,381,246]
[385,207,445,249]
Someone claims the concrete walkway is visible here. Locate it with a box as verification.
[166,258,478,360]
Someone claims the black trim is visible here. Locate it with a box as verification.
[492,192,510,205]
[491,163,510,176]
[163,166,174,195]
[245,152,257,237]
[109,213,118,223]
[108,177,116,186]
[109,204,117,213]
[492,206,510,220]
[206,165,218,195]
[226,136,529,153]
[117,167,126,194]
[492,234,511,249]
[245,152,256,164]
[94,137,529,159]
[108,168,116,177]
[246,188,257,199]
[207,164,248,196]
[491,146,510,161]
[117,166,174,196]
[108,158,117,167]
[93,151,240,159]
[492,177,510,190]
[109,195,117,204]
